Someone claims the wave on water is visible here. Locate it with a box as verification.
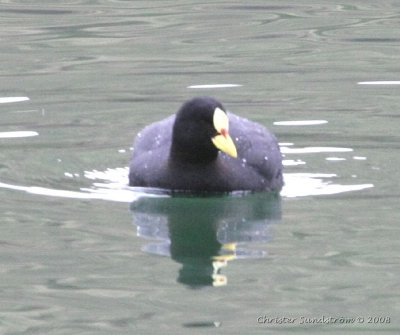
[0,166,373,203]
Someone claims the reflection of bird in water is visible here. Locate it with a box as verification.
[129,97,283,193]
[168,213,237,287]
[211,244,238,287]
[131,193,281,287]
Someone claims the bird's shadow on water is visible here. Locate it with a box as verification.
[130,191,282,288]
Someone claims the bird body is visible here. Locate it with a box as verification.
[129,97,283,193]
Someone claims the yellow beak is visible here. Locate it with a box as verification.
[211,108,238,158]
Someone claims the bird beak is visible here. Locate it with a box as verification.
[211,108,238,158]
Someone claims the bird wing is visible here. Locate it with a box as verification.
[228,112,282,181]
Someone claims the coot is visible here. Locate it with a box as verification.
[129,97,283,193]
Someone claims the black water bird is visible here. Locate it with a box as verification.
[129,97,283,193]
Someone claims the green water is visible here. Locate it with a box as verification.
[1,1,399,334]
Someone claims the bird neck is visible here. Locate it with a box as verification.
[170,141,218,165]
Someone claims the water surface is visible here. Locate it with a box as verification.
[1,1,399,334]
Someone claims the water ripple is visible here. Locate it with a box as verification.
[0,164,373,202]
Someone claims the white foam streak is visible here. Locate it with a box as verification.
[358,81,400,85]
[281,173,373,198]
[274,120,328,126]
[0,181,138,202]
[0,131,39,138]
[188,84,242,89]
[281,146,353,154]
[0,97,30,104]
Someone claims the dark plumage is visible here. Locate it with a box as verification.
[129,97,283,193]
